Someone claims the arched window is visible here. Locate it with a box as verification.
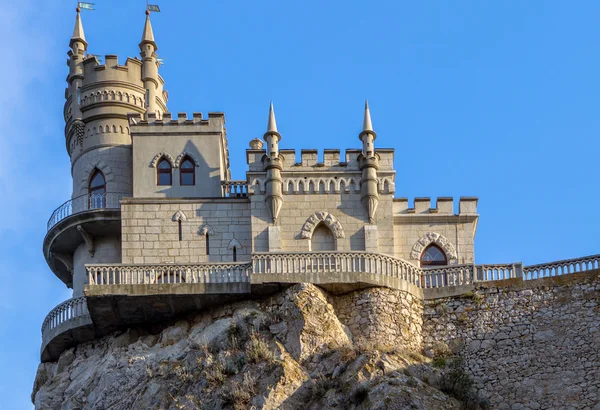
[180,157,195,186]
[157,159,172,186]
[420,244,447,267]
[88,169,106,208]
[232,246,237,262]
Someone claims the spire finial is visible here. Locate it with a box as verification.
[267,101,278,133]
[140,11,157,50]
[70,7,87,50]
[363,99,373,132]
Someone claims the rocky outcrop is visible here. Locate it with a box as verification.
[33,284,463,410]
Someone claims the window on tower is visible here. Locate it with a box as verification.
[157,159,172,186]
[88,169,106,208]
[420,244,447,267]
[180,157,195,186]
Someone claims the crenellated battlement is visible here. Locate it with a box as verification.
[128,111,226,132]
[393,196,478,215]
[247,147,395,172]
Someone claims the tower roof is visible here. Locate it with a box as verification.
[267,101,278,133]
[140,11,157,50]
[363,100,373,133]
[70,9,87,49]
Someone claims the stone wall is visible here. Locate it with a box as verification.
[334,287,423,353]
[121,198,251,264]
[422,272,600,409]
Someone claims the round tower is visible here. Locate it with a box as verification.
[45,9,168,296]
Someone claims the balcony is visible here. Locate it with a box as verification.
[43,193,127,285]
[41,252,600,362]
[40,297,94,362]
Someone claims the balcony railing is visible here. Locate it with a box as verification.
[421,263,523,289]
[221,180,248,198]
[84,253,600,291]
[252,251,423,287]
[47,192,127,231]
[87,262,252,285]
[523,254,600,280]
[41,296,89,336]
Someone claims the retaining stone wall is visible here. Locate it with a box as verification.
[423,273,600,409]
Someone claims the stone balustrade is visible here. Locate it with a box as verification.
[221,180,248,198]
[87,262,252,285]
[252,251,423,288]
[421,263,523,289]
[47,192,127,231]
[523,254,600,280]
[41,297,89,336]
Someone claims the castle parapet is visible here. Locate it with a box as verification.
[394,197,479,216]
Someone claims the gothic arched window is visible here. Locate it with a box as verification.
[420,244,447,267]
[88,170,106,208]
[157,159,172,186]
[180,157,195,186]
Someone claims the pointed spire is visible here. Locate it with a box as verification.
[267,101,278,133]
[140,11,157,50]
[362,100,373,132]
[70,8,88,50]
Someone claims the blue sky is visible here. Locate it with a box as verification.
[1,1,599,408]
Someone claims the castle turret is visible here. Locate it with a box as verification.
[47,9,170,297]
[263,102,283,223]
[359,101,379,224]
[139,11,161,118]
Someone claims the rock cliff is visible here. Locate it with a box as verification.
[33,284,471,409]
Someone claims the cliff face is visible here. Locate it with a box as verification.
[33,284,464,410]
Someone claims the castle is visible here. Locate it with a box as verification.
[41,6,600,386]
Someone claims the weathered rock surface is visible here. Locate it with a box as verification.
[33,284,461,410]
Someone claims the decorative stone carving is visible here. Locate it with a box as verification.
[227,239,242,250]
[198,224,216,236]
[172,210,187,222]
[77,225,95,256]
[150,152,176,168]
[300,211,345,239]
[410,232,457,261]
[51,252,74,273]
[174,151,200,167]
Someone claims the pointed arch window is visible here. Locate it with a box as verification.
[88,169,106,208]
[157,159,172,186]
[420,244,447,267]
[180,157,195,186]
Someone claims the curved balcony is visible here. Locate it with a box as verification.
[41,297,94,362]
[43,193,128,285]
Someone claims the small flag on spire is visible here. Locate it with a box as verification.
[147,4,161,12]
[78,2,95,10]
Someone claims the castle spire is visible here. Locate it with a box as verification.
[267,101,278,133]
[262,102,283,224]
[70,7,88,51]
[362,100,373,133]
[358,100,379,224]
[140,10,157,50]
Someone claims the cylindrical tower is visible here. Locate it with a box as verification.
[45,9,168,296]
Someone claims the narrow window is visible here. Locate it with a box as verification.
[157,159,172,185]
[88,169,106,208]
[77,87,81,105]
[420,244,447,267]
[233,246,237,262]
[180,157,195,186]
[205,233,210,255]
[145,89,150,108]
[178,220,182,241]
